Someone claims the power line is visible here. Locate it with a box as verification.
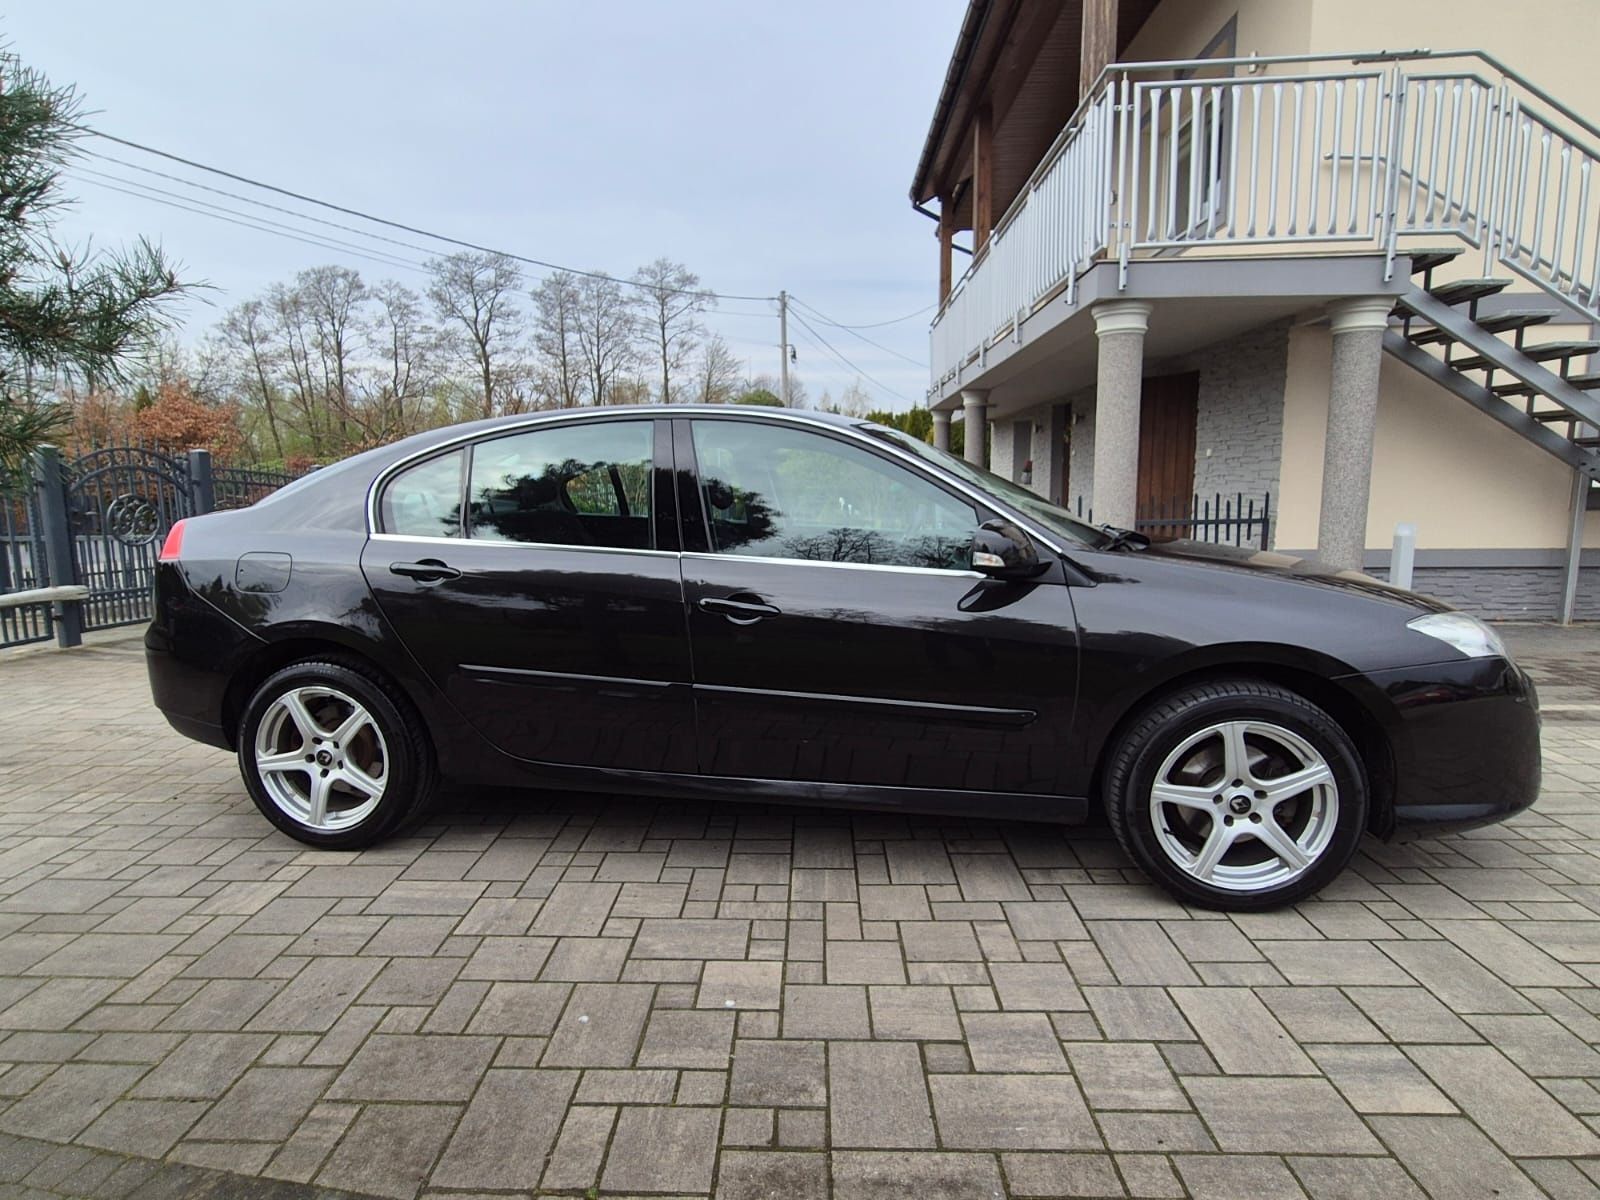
[794,299,936,329]
[788,309,916,406]
[790,295,927,368]
[77,125,782,303]
[81,150,449,263]
[70,174,432,277]
[71,167,433,273]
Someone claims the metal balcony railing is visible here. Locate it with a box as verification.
[930,49,1600,393]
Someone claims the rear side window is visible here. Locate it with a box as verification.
[468,421,653,550]
[380,450,464,537]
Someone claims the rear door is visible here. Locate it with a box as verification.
[677,415,1079,796]
[361,416,696,774]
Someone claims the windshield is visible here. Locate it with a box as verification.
[862,425,1112,549]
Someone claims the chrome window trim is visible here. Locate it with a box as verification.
[368,532,679,560]
[681,551,981,580]
[364,407,1073,560]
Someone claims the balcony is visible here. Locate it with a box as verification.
[929,49,1600,398]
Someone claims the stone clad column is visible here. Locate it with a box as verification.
[1090,300,1153,529]
[932,408,952,452]
[961,389,989,467]
[1317,297,1393,573]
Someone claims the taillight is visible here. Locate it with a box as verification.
[158,520,187,562]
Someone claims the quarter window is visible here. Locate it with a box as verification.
[690,420,977,569]
[468,420,654,550]
[380,449,465,538]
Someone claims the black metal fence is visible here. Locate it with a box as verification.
[215,465,300,511]
[1,444,307,651]
[1072,492,1273,551]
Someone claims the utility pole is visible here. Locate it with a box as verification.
[778,290,790,406]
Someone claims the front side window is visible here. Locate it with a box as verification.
[380,449,465,538]
[690,420,976,569]
[468,420,653,550]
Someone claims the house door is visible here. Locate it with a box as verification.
[1137,372,1198,540]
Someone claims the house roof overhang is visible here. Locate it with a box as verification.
[910,0,1160,227]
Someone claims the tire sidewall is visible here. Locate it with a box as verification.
[237,660,416,849]
[1113,687,1368,910]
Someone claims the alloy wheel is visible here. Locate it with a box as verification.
[1147,719,1339,893]
[253,685,388,831]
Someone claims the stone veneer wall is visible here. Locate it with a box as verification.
[1187,320,1291,506]
[1364,565,1600,621]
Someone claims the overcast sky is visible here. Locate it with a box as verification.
[10,1,966,410]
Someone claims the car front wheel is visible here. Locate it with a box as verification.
[1104,679,1368,911]
[237,658,435,849]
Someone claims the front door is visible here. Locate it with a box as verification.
[1137,371,1199,540]
[677,416,1079,796]
[361,417,696,774]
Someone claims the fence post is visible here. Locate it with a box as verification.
[187,449,215,516]
[31,445,82,649]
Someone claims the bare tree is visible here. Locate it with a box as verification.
[693,332,742,404]
[631,258,712,403]
[574,271,639,406]
[530,271,586,408]
[427,251,524,419]
[299,265,365,442]
[359,281,441,440]
[218,300,285,460]
[267,281,325,454]
[835,379,873,418]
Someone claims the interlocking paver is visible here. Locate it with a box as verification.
[5,625,1600,1197]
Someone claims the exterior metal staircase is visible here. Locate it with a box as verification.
[1386,249,1600,482]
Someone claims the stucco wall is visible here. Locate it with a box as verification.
[1276,321,1600,553]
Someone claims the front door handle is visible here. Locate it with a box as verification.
[699,594,780,624]
[390,559,461,583]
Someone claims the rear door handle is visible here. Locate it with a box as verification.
[698,595,780,624]
[390,559,461,583]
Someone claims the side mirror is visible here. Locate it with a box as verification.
[971,518,1047,579]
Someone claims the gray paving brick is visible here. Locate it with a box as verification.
[1369,1115,1545,1200]
[1185,1076,1381,1153]
[931,1073,1099,1150]
[542,982,654,1067]
[600,1105,721,1193]
[1405,1042,1600,1155]
[431,1069,576,1190]
[830,1042,935,1149]
[731,1039,826,1106]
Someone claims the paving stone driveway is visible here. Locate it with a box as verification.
[2,625,1600,1199]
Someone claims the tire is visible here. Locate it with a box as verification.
[1104,679,1367,911]
[236,657,437,849]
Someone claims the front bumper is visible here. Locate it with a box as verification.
[1355,656,1540,838]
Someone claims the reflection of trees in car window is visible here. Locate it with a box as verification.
[692,420,976,570]
[467,422,653,550]
[381,450,465,538]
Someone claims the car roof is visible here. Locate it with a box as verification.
[387,404,867,456]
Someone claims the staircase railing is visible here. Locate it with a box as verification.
[930,48,1600,393]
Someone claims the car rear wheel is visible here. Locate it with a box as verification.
[237,658,436,849]
[1104,679,1367,911]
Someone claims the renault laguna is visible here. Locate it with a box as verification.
[145,406,1540,910]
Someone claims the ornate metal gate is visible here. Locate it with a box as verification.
[64,446,194,631]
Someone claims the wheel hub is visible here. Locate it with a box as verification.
[1227,793,1252,815]
[315,749,334,767]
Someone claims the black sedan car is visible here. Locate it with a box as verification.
[146,406,1540,910]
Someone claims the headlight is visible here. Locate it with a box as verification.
[1406,612,1508,659]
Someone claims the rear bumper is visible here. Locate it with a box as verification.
[146,562,261,751]
[1356,656,1540,839]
